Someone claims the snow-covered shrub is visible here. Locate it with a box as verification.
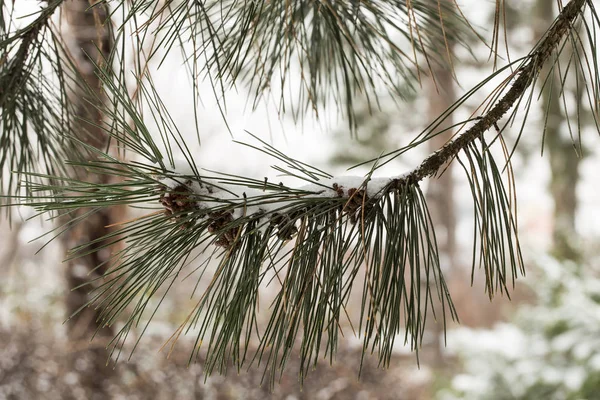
[439,256,600,400]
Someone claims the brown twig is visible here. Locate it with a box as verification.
[0,13,48,102]
[387,0,587,190]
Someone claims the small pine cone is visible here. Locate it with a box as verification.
[214,236,231,248]
[158,183,198,218]
[208,210,234,232]
[214,229,240,248]
[270,213,298,241]
[345,188,369,224]
[207,210,240,248]
[332,183,344,197]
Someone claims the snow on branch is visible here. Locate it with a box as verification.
[157,175,397,248]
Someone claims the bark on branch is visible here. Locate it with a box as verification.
[388,0,587,190]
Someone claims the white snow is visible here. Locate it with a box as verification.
[441,256,600,399]
[160,172,405,229]
[71,264,89,279]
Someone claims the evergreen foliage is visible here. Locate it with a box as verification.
[440,257,600,400]
[0,0,598,384]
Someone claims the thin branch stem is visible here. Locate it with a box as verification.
[388,0,587,190]
[0,1,63,101]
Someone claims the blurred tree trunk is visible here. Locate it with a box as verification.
[535,1,581,261]
[60,1,118,396]
[424,2,456,365]
[426,74,456,264]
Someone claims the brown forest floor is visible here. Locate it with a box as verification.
[0,326,439,400]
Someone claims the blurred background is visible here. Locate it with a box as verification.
[1,0,600,399]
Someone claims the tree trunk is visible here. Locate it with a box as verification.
[60,1,118,396]
[426,76,457,265]
[424,3,457,365]
[535,0,581,261]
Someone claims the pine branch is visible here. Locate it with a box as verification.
[110,0,473,132]
[0,0,64,104]
[5,0,595,386]
[0,0,80,201]
[390,0,588,188]
[145,0,586,297]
